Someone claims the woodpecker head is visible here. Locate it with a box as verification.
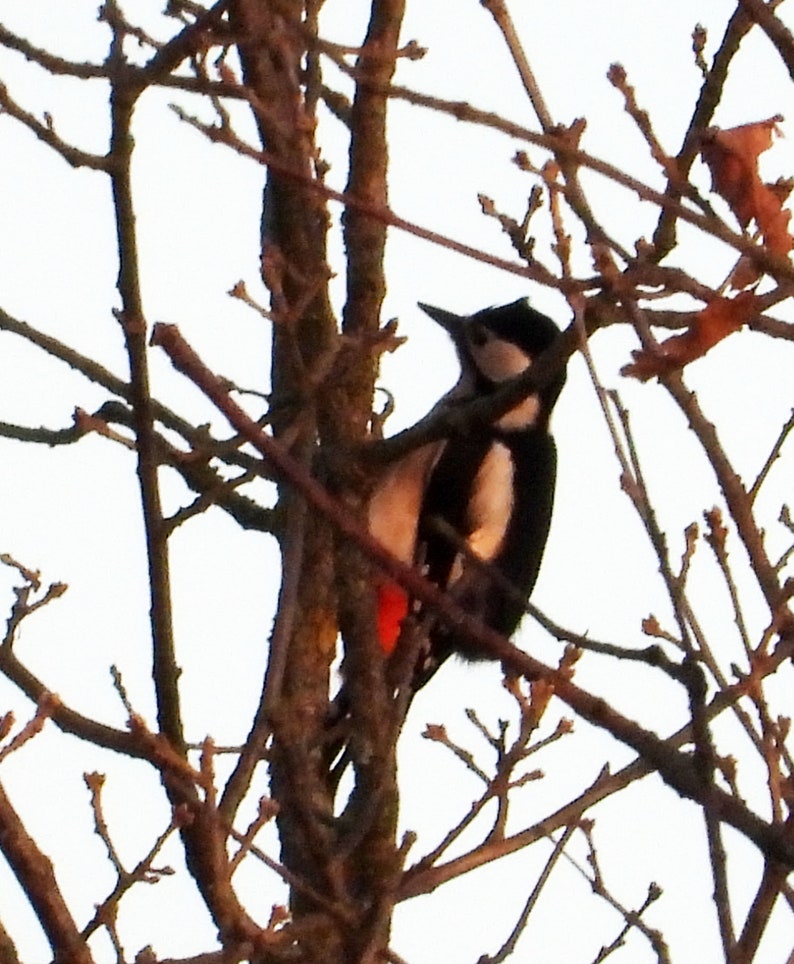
[418,299,566,431]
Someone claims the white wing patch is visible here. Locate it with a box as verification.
[368,441,445,563]
[466,441,514,562]
[369,439,514,588]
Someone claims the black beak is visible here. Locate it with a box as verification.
[417,302,464,336]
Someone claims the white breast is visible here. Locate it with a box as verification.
[466,441,515,562]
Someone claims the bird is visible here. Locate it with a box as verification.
[368,298,566,693]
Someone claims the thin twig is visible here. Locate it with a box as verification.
[749,408,794,503]
[482,0,627,265]
[477,823,577,964]
[653,4,757,257]
[580,824,669,963]
[703,507,753,661]
[0,80,108,170]
[663,374,787,620]
[218,486,308,824]
[0,696,57,765]
[737,0,794,81]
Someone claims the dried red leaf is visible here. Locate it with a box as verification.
[699,116,793,285]
[700,116,782,226]
[621,291,758,381]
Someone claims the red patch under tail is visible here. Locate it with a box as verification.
[376,582,409,655]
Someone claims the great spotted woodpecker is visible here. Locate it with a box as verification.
[368,299,566,692]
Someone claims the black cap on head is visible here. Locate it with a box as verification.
[470,299,559,356]
[419,299,560,357]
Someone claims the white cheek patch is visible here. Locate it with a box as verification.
[466,441,514,563]
[470,338,531,383]
[469,335,541,431]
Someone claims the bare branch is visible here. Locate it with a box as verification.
[663,374,788,618]
[732,839,792,963]
[477,823,577,964]
[0,80,108,169]
[749,408,794,503]
[737,0,794,80]
[81,773,179,943]
[653,5,757,257]
[0,555,142,756]
[0,23,107,78]
[0,779,96,964]
[152,321,794,874]
[105,3,185,752]
[218,487,307,824]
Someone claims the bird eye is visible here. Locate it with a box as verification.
[467,322,489,347]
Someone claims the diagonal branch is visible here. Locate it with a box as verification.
[480,822,577,964]
[218,487,306,825]
[0,780,95,964]
[0,22,106,78]
[0,80,107,169]
[482,0,630,264]
[0,555,145,757]
[173,82,794,289]
[0,307,274,485]
[138,0,231,86]
[663,374,788,619]
[152,320,794,874]
[737,0,794,80]
[652,4,757,257]
[107,23,185,750]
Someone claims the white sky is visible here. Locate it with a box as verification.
[1,2,794,962]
